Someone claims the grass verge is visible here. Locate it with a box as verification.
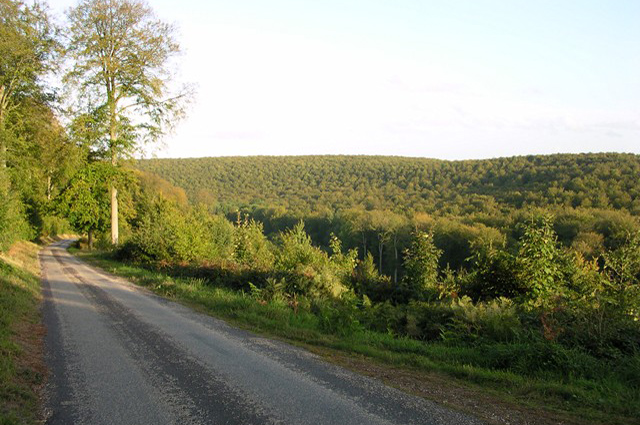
[0,241,45,425]
[76,249,638,425]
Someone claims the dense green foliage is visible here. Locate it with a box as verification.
[0,170,31,251]
[137,153,640,215]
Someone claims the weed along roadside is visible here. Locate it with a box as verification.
[71,233,639,425]
[0,242,47,425]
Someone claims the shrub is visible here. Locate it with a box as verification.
[312,294,363,337]
[359,301,406,336]
[604,231,640,320]
[515,215,566,309]
[350,252,393,302]
[232,215,274,269]
[464,242,520,301]
[275,222,350,298]
[39,215,73,237]
[440,296,522,344]
[404,301,455,341]
[121,197,183,262]
[397,231,442,302]
[0,172,32,251]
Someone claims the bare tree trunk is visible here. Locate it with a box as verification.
[109,94,119,245]
[0,104,6,169]
[393,234,398,284]
[362,233,367,260]
[88,228,94,250]
[111,185,118,245]
[46,175,52,200]
[378,238,384,274]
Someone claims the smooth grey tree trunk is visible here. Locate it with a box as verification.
[111,186,118,245]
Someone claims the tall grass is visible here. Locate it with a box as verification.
[0,242,44,425]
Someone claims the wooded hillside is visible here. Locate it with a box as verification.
[136,153,640,216]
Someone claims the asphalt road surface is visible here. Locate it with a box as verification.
[41,240,486,425]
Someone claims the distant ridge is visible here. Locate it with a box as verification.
[136,153,640,215]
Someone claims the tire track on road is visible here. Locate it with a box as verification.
[51,249,275,424]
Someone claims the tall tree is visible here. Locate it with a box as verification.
[0,0,58,168]
[65,0,190,244]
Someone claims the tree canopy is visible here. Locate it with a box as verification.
[0,0,58,168]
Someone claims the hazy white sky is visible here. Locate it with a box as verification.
[47,0,640,160]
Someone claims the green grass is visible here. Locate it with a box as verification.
[0,242,44,425]
[77,250,639,425]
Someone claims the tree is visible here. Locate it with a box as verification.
[10,98,82,203]
[340,208,373,260]
[56,163,114,249]
[401,231,442,301]
[0,0,58,168]
[369,210,392,275]
[65,0,190,244]
[603,231,640,321]
[0,167,31,250]
[515,215,565,309]
[57,162,135,249]
[385,212,408,283]
[5,97,85,235]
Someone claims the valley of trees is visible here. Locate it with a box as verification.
[1,0,638,421]
[137,154,640,274]
[138,154,640,215]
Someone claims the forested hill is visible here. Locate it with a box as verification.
[136,153,640,216]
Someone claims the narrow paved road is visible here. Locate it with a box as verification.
[41,240,485,425]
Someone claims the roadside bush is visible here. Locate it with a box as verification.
[359,301,406,336]
[122,198,235,264]
[546,236,640,357]
[312,294,363,336]
[39,215,73,237]
[440,296,522,344]
[174,207,234,263]
[396,232,442,302]
[275,222,350,298]
[249,277,287,304]
[474,341,604,380]
[464,243,520,301]
[120,197,184,262]
[603,231,640,319]
[403,301,455,341]
[515,215,566,309]
[232,215,274,269]
[351,252,394,302]
[0,174,32,251]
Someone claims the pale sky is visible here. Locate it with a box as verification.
[47,0,640,160]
